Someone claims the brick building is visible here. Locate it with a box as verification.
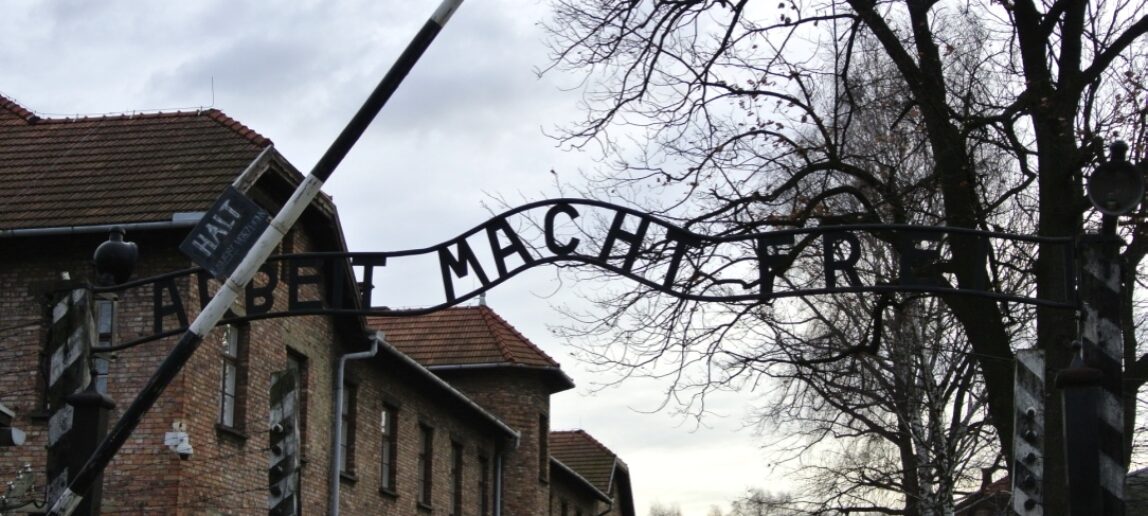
[0,95,635,515]
[549,431,634,516]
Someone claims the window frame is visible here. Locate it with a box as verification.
[478,454,491,516]
[379,403,399,494]
[216,324,247,432]
[339,382,358,476]
[417,423,434,508]
[450,440,464,516]
[286,351,308,454]
[92,297,116,395]
[538,413,549,482]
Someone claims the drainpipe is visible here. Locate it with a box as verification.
[494,452,504,516]
[328,331,383,516]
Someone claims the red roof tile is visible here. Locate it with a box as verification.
[550,430,624,494]
[368,306,561,369]
[0,95,271,230]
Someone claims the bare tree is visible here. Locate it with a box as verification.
[649,501,685,516]
[729,489,802,516]
[544,0,1148,512]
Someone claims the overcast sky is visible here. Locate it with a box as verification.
[0,1,781,513]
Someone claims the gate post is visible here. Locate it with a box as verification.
[1073,233,1126,515]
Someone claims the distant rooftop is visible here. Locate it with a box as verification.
[550,429,628,495]
[369,305,563,369]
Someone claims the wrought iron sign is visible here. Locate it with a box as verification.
[95,199,1075,349]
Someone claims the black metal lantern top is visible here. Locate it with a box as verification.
[1087,141,1144,216]
[93,227,138,286]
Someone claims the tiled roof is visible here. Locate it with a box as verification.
[550,429,624,494]
[369,306,561,368]
[0,95,271,230]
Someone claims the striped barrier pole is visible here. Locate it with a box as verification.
[1078,234,1126,515]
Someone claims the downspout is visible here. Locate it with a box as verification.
[494,452,504,516]
[596,462,617,516]
[328,331,383,516]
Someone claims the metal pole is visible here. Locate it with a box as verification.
[1059,346,1102,516]
[46,2,465,513]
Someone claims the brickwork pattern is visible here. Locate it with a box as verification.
[440,370,554,515]
[548,473,599,516]
[0,229,529,515]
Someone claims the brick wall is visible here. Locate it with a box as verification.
[0,227,524,515]
[436,370,555,516]
[336,359,507,516]
[0,230,194,513]
[548,471,600,516]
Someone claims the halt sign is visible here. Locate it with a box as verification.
[180,186,271,279]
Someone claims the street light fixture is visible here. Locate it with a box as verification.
[92,227,138,286]
[1087,141,1143,218]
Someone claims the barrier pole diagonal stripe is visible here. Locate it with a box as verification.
[45,1,465,513]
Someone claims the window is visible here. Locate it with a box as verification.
[417,424,434,506]
[287,351,308,450]
[450,441,464,515]
[339,383,357,474]
[478,454,490,516]
[218,325,247,429]
[91,355,110,395]
[538,414,549,481]
[380,404,399,492]
[92,298,115,394]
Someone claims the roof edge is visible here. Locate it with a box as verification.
[426,362,576,392]
[204,109,272,148]
[477,306,562,368]
[550,457,613,504]
[0,94,39,123]
[0,94,270,148]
